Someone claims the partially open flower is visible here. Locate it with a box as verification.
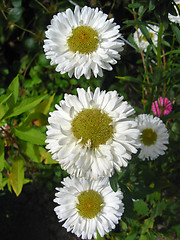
[43,5,124,79]
[54,176,124,239]
[152,97,173,117]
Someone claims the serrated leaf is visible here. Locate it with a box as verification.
[4,94,47,119]
[0,139,5,171]
[134,199,149,216]
[14,127,46,145]
[9,157,24,196]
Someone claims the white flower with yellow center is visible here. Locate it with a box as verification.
[135,114,169,160]
[46,87,140,179]
[54,176,124,239]
[133,24,159,52]
[168,0,180,25]
[43,5,124,79]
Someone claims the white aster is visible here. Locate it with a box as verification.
[133,24,159,52]
[168,0,180,25]
[135,114,169,160]
[54,176,124,239]
[43,5,124,79]
[46,87,140,179]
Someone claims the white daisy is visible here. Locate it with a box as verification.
[46,87,140,179]
[133,24,159,52]
[43,5,124,79]
[54,176,124,239]
[135,114,169,160]
[168,0,180,25]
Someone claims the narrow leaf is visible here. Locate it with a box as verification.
[9,157,24,196]
[171,23,180,44]
[0,139,5,171]
[109,172,118,192]
[34,93,55,115]
[7,75,19,104]
[5,94,47,119]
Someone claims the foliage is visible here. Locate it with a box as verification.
[0,0,180,239]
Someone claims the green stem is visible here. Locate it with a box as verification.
[34,0,50,14]
[157,22,163,67]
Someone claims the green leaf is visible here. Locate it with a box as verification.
[139,24,153,45]
[128,3,141,9]
[8,7,24,23]
[11,0,22,8]
[171,224,180,239]
[125,232,138,240]
[0,92,13,104]
[134,199,149,216]
[41,151,58,164]
[9,157,24,196]
[19,141,46,163]
[4,94,47,119]
[7,75,19,104]
[14,126,46,145]
[151,201,166,218]
[20,112,48,127]
[171,23,180,44]
[0,139,5,172]
[34,93,55,115]
[141,218,154,234]
[109,171,118,192]
[149,0,155,11]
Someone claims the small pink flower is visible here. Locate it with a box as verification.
[152,97,173,117]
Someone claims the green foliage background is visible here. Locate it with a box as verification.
[0,0,180,239]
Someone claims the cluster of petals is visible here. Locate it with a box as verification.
[46,87,140,179]
[135,114,169,160]
[152,97,173,117]
[43,5,124,79]
[168,0,180,25]
[54,176,124,239]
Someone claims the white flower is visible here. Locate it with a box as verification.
[168,0,180,25]
[54,176,124,239]
[135,114,169,160]
[46,87,140,179]
[133,24,159,52]
[43,5,124,79]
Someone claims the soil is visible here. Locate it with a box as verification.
[0,182,81,240]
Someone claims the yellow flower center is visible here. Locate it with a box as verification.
[142,32,154,41]
[67,26,99,54]
[178,4,180,10]
[71,108,113,149]
[140,128,157,146]
[76,190,103,219]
